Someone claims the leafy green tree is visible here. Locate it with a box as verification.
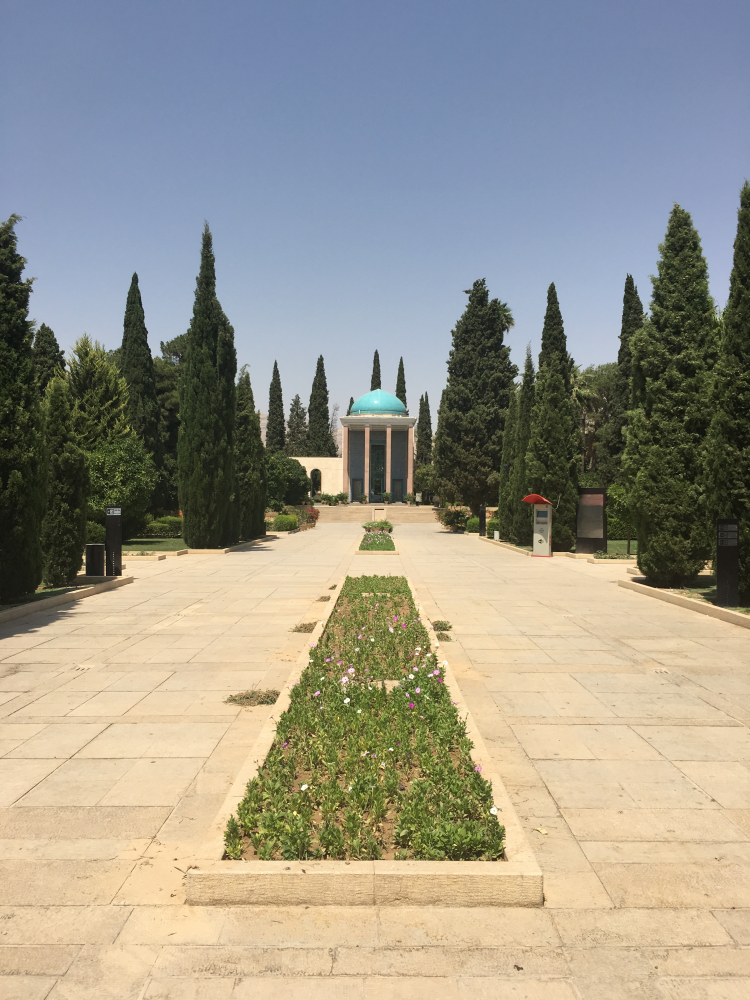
[152,334,188,511]
[120,274,161,462]
[624,204,717,584]
[496,386,518,538]
[285,394,308,456]
[433,279,517,514]
[32,323,65,397]
[538,283,574,392]
[596,276,645,485]
[370,350,381,391]
[509,347,535,543]
[235,367,267,539]
[575,362,617,481]
[266,452,311,507]
[88,437,157,539]
[0,215,45,601]
[416,393,433,466]
[266,360,285,452]
[40,377,88,586]
[68,335,131,448]
[306,355,337,456]
[177,224,234,548]
[704,182,750,597]
[395,357,407,408]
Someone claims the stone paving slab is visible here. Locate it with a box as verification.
[2,523,750,995]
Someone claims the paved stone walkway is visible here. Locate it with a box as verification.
[1,523,749,998]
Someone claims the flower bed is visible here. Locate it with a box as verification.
[359,533,396,551]
[224,575,505,862]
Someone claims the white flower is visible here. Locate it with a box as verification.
[380,762,386,769]
[320,676,324,680]
[300,784,308,791]
[415,647,421,652]
[490,807,498,815]
[344,697,350,704]
[388,747,394,751]
[389,627,394,633]
[370,637,374,642]
[361,751,368,757]
[347,785,353,792]
[408,674,414,680]
[355,647,360,652]
[357,708,362,713]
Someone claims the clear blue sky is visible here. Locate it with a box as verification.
[2,0,748,425]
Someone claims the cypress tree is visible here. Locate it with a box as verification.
[153,335,186,511]
[433,279,517,514]
[266,361,285,452]
[525,349,579,550]
[32,323,65,397]
[0,215,45,602]
[395,357,407,408]
[597,275,645,485]
[68,335,131,448]
[539,283,574,392]
[623,204,716,584]
[370,350,381,391]
[704,183,750,595]
[285,394,308,456]
[496,386,518,538]
[307,355,337,456]
[347,396,354,416]
[416,393,433,466]
[509,347,535,543]
[218,309,238,546]
[120,274,161,463]
[177,224,234,548]
[235,366,267,540]
[40,376,88,586]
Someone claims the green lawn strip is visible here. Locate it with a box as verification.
[679,583,750,614]
[359,533,395,551]
[123,537,186,552]
[606,539,638,555]
[0,585,79,609]
[224,573,505,862]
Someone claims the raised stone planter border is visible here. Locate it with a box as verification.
[619,577,750,631]
[185,576,543,907]
[355,549,400,555]
[0,576,134,625]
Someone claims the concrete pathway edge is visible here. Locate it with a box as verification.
[0,575,134,625]
[619,577,750,630]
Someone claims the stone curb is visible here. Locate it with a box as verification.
[587,558,636,564]
[355,549,400,555]
[0,576,134,625]
[618,577,750,631]
[185,576,543,907]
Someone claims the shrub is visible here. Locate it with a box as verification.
[266,452,311,507]
[435,506,469,530]
[486,517,500,536]
[335,492,349,504]
[87,436,158,538]
[362,520,393,533]
[141,516,183,538]
[466,517,480,533]
[86,520,106,544]
[404,493,416,504]
[296,507,320,525]
[319,493,338,505]
[272,514,298,531]
[382,491,392,502]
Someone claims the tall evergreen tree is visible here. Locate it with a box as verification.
[266,361,285,452]
[218,308,238,546]
[623,204,716,584]
[0,215,45,602]
[235,367,267,540]
[370,350,381,391]
[525,349,579,550]
[395,357,407,408]
[40,377,88,586]
[496,386,518,538]
[347,396,354,415]
[177,224,234,548]
[416,392,433,466]
[32,323,65,397]
[433,279,517,514]
[509,347,536,543]
[703,182,750,595]
[120,273,161,462]
[539,283,574,392]
[153,334,186,511]
[285,394,308,456]
[68,335,131,448]
[307,355,337,456]
[596,275,645,485]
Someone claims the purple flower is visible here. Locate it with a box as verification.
[325,657,331,662]
[408,702,415,708]
[474,765,482,772]
[313,691,321,697]
[282,742,288,747]
[415,687,421,694]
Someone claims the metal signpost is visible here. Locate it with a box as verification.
[522,493,553,557]
[105,506,123,577]
[716,518,740,607]
[478,506,486,537]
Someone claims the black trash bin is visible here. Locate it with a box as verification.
[85,543,105,576]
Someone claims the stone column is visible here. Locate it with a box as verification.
[342,426,349,495]
[385,424,392,497]
[407,425,414,495]
[364,424,370,498]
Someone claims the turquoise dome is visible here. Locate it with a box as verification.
[349,389,407,416]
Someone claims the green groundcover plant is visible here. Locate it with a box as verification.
[362,520,393,533]
[224,575,505,861]
[359,533,395,550]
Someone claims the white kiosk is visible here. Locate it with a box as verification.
[523,493,553,557]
